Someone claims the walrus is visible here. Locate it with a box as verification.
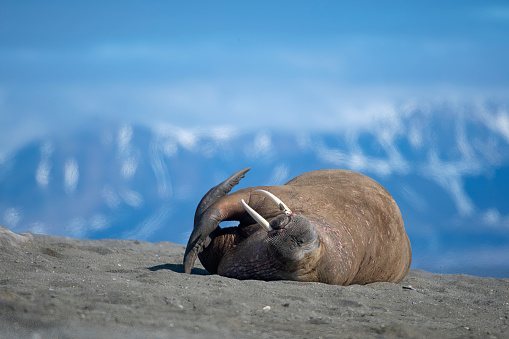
[183,168,411,285]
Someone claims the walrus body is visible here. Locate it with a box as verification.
[183,168,411,286]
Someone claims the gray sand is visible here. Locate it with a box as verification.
[1,232,508,338]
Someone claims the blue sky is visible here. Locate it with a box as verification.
[1,1,509,159]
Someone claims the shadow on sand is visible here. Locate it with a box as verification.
[148,263,209,275]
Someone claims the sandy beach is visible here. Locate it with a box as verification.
[1,231,508,338]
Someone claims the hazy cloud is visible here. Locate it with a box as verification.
[434,247,509,274]
[476,5,509,21]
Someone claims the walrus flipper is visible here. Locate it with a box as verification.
[184,168,250,274]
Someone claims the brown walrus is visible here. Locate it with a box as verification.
[183,168,411,285]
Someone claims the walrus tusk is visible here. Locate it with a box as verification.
[241,199,273,231]
[252,190,293,216]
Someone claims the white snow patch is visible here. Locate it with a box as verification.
[90,214,110,231]
[66,217,86,238]
[246,131,273,158]
[36,160,51,188]
[121,157,138,179]
[268,164,289,185]
[150,143,172,199]
[121,189,143,208]
[482,208,501,226]
[103,185,121,209]
[64,158,79,194]
[401,185,428,212]
[117,124,133,152]
[36,141,53,188]
[495,111,509,143]
[421,151,479,217]
[122,206,171,240]
[29,222,48,235]
[3,207,21,228]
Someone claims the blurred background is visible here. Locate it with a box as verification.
[1,1,508,277]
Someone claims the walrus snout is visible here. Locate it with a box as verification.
[265,214,321,263]
[268,214,291,231]
[242,193,322,266]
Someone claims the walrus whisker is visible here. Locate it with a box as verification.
[251,189,293,216]
[241,199,273,231]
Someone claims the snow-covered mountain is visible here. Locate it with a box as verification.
[1,105,508,277]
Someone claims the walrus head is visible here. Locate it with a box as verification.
[183,168,322,281]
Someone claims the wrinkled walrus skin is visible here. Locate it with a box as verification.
[183,168,411,286]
